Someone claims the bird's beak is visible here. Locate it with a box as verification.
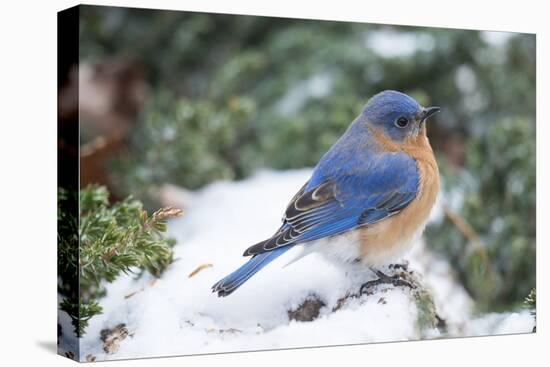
[421,106,440,122]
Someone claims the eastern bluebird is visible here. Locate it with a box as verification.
[212,90,440,297]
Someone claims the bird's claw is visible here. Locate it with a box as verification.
[359,269,416,295]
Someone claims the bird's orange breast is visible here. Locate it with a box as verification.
[358,126,440,267]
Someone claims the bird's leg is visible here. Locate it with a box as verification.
[359,267,415,295]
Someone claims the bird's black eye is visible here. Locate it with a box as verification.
[395,117,409,128]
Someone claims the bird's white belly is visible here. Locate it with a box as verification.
[291,219,428,269]
[309,230,363,264]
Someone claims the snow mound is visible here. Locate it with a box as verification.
[75,169,534,361]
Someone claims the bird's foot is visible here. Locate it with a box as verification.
[388,261,409,271]
[359,269,416,295]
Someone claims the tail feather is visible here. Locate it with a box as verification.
[212,246,290,297]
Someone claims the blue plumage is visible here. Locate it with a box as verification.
[212,90,439,297]
[211,247,291,297]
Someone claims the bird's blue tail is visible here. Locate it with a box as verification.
[212,246,290,297]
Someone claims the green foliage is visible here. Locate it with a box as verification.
[60,297,102,338]
[80,7,534,194]
[426,118,535,311]
[413,284,439,334]
[109,94,257,202]
[524,288,536,309]
[524,288,536,332]
[58,185,182,336]
[524,288,536,320]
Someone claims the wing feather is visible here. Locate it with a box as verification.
[243,152,420,257]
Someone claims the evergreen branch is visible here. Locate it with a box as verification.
[58,185,182,337]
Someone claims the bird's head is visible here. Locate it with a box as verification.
[362,90,440,142]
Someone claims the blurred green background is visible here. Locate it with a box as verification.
[76,6,535,313]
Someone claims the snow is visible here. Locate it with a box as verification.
[275,73,333,116]
[463,312,535,337]
[365,29,435,58]
[71,169,535,361]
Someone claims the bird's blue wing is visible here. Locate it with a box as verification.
[243,152,419,256]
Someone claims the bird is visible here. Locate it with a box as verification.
[212,90,440,297]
